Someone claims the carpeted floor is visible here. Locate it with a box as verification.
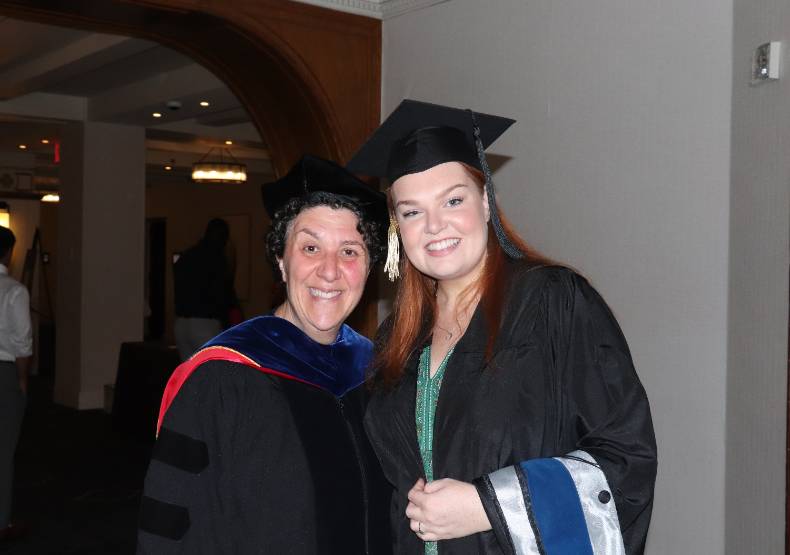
[1,377,153,554]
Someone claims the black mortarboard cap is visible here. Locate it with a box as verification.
[347,100,524,261]
[346,99,515,182]
[262,154,386,221]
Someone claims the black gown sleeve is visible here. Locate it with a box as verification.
[136,360,281,554]
[475,269,657,555]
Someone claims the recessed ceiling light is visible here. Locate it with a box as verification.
[225,140,233,145]
[164,165,172,171]
[152,112,162,118]
[199,101,210,107]
[18,144,27,150]
[41,139,50,145]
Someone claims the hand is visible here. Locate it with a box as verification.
[405,477,491,541]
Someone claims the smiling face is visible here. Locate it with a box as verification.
[391,161,490,288]
[277,205,370,344]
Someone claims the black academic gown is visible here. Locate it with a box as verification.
[364,265,657,555]
[137,317,392,554]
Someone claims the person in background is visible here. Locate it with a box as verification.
[350,100,657,554]
[0,225,32,542]
[137,155,392,554]
[173,218,240,361]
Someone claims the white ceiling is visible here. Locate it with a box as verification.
[291,0,451,19]
[0,17,271,191]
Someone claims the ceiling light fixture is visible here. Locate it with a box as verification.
[224,140,233,145]
[192,147,247,184]
[41,194,60,203]
[164,165,172,171]
[41,139,50,145]
[199,101,210,107]
[152,112,162,118]
[18,144,27,150]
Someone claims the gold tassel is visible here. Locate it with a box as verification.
[384,214,400,281]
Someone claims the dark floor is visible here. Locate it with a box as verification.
[2,376,153,555]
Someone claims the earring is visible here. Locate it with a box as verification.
[384,214,400,282]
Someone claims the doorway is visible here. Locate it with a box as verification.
[144,218,166,341]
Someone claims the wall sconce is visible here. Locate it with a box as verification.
[0,202,9,229]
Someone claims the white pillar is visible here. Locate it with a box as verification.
[55,121,145,409]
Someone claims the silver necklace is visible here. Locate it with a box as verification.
[435,324,454,341]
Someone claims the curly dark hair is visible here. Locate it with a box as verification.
[265,191,385,280]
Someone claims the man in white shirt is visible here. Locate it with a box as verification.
[0,226,31,541]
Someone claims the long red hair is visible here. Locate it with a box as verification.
[373,166,552,389]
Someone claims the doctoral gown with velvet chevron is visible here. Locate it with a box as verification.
[137,316,391,554]
[364,265,657,555]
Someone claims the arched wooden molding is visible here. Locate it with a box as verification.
[0,0,381,176]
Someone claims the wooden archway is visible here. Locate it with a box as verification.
[0,0,382,335]
[0,0,381,174]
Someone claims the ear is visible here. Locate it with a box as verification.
[277,258,286,281]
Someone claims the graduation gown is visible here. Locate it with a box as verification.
[364,265,657,554]
[137,316,391,554]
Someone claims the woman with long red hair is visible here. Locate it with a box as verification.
[348,100,657,555]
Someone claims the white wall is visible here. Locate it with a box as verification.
[383,1,737,552]
[55,121,145,409]
[727,1,790,552]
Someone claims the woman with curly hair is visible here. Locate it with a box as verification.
[138,155,391,554]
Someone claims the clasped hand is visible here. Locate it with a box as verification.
[405,477,491,542]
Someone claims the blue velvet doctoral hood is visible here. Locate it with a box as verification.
[202,315,373,397]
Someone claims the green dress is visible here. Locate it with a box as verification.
[416,344,455,555]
